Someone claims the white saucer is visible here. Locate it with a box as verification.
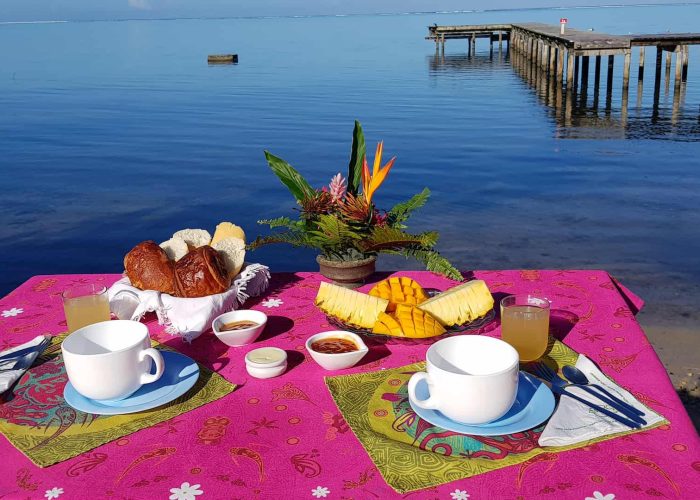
[408,371,555,436]
[63,350,199,415]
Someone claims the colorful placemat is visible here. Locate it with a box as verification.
[0,335,236,467]
[325,337,667,493]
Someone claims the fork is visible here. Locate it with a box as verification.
[0,351,38,373]
[531,362,642,429]
[0,337,51,363]
[544,363,646,424]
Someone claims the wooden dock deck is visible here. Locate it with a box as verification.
[427,23,698,89]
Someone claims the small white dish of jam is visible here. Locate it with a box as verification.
[305,331,368,370]
[212,310,267,347]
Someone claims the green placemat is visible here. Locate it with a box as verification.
[325,338,663,493]
[0,335,235,467]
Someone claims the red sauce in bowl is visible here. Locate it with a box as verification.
[310,337,358,354]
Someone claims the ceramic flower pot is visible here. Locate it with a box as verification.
[316,255,377,289]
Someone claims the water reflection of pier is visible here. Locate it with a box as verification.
[429,46,695,139]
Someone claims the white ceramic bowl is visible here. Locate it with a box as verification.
[212,310,267,347]
[245,347,288,379]
[305,331,369,370]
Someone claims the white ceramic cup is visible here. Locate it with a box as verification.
[61,320,165,401]
[407,336,520,424]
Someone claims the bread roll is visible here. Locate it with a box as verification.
[172,228,211,249]
[212,237,246,278]
[124,241,176,295]
[160,237,189,261]
[211,222,246,245]
[174,246,231,298]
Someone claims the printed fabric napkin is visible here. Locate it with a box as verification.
[0,335,49,394]
[538,354,664,446]
[108,263,270,342]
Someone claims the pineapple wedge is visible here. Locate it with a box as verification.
[315,281,389,329]
[372,304,446,338]
[417,280,494,327]
[369,277,429,312]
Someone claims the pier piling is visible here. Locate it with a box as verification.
[623,50,631,90]
[675,47,683,86]
[567,51,575,88]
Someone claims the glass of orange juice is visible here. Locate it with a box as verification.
[500,294,550,362]
[62,284,111,333]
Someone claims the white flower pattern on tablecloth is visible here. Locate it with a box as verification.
[1,307,23,318]
[169,482,203,500]
[44,487,64,499]
[450,489,470,500]
[585,492,615,500]
[261,298,283,308]
[311,486,330,498]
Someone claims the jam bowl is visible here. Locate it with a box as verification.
[212,310,267,346]
[305,331,369,370]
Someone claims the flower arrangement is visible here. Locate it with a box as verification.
[249,121,462,281]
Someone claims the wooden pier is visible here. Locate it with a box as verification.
[427,23,698,92]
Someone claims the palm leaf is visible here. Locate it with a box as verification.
[347,120,366,195]
[387,188,430,227]
[264,151,315,202]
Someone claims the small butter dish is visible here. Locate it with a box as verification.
[245,347,288,379]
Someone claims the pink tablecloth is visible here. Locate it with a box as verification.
[1,271,698,499]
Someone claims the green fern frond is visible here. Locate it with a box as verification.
[387,187,430,227]
[308,214,361,246]
[358,227,432,252]
[257,217,300,229]
[246,231,317,251]
[389,247,463,281]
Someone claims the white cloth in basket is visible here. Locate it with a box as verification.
[107,263,270,342]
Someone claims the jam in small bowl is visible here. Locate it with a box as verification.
[212,310,267,347]
[305,331,368,370]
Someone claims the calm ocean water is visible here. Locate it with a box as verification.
[1,5,699,306]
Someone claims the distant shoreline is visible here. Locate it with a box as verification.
[1,2,698,26]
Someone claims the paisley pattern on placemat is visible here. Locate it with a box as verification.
[380,373,545,459]
[325,337,655,494]
[0,336,236,467]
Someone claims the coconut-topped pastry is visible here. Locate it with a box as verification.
[212,237,246,278]
[159,237,189,261]
[173,228,212,249]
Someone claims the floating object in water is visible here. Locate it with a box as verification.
[208,54,238,64]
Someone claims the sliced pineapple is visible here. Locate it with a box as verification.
[417,280,494,327]
[315,281,388,329]
[369,277,429,312]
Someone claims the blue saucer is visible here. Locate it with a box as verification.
[409,371,555,436]
[64,351,200,415]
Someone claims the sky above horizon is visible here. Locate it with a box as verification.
[1,0,693,22]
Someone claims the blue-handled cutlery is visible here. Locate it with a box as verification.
[531,362,643,429]
[561,364,645,418]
